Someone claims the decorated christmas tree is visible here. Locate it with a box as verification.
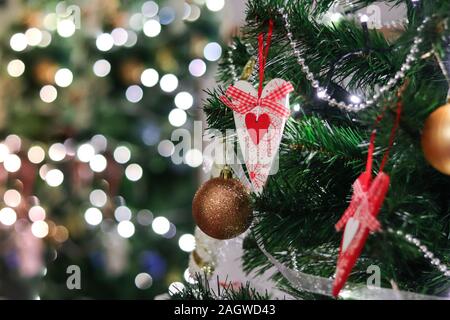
[186,0,450,300]
[0,0,222,299]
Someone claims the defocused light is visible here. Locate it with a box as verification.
[186,4,201,22]
[126,85,144,103]
[159,7,175,25]
[84,207,103,226]
[54,68,73,87]
[93,59,111,77]
[157,140,174,157]
[174,92,194,110]
[203,42,222,61]
[10,33,27,52]
[31,220,49,238]
[7,59,25,77]
[91,134,108,152]
[117,220,135,238]
[162,223,177,239]
[89,189,107,207]
[25,28,43,46]
[0,144,9,162]
[189,59,207,77]
[57,19,76,38]
[350,95,362,104]
[168,108,187,127]
[39,164,50,180]
[113,146,131,164]
[40,85,58,103]
[182,3,192,20]
[0,208,17,226]
[54,225,69,242]
[96,33,114,51]
[28,206,46,222]
[129,13,144,31]
[124,30,138,47]
[141,68,159,87]
[135,273,153,289]
[137,210,153,226]
[142,1,159,17]
[152,216,170,235]
[45,169,64,187]
[292,103,301,112]
[143,19,161,37]
[125,163,143,181]
[160,74,178,92]
[4,154,21,173]
[142,123,160,146]
[89,154,107,172]
[77,143,95,162]
[111,28,128,46]
[184,268,197,284]
[184,149,203,167]
[317,89,327,99]
[168,282,185,296]
[178,233,196,252]
[5,135,21,153]
[38,31,52,47]
[48,143,66,161]
[114,206,132,222]
[43,13,57,31]
[4,189,21,207]
[28,146,45,164]
[206,0,224,12]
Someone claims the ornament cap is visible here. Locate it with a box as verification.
[220,165,233,179]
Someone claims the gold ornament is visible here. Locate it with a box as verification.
[421,101,450,175]
[192,166,252,240]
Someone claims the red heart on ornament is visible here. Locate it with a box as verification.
[245,113,271,145]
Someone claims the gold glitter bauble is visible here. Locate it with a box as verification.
[192,169,252,240]
[422,102,450,175]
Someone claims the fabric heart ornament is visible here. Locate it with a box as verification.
[221,79,293,193]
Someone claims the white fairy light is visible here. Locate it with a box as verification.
[57,19,76,38]
[7,59,25,77]
[157,140,175,157]
[10,33,27,52]
[4,154,21,173]
[93,59,111,77]
[203,42,222,61]
[5,135,21,153]
[28,206,46,222]
[206,0,225,12]
[178,234,196,252]
[129,13,144,31]
[91,134,108,153]
[117,220,135,238]
[124,30,138,47]
[4,189,21,207]
[43,13,57,31]
[96,33,114,51]
[40,85,58,103]
[159,7,176,25]
[174,92,194,110]
[184,268,197,284]
[114,206,132,222]
[31,220,49,238]
[189,59,207,77]
[141,68,159,87]
[137,210,153,226]
[292,103,301,112]
[160,74,178,92]
[152,216,170,235]
[25,28,43,46]
[89,189,107,207]
[48,143,66,161]
[360,14,370,23]
[168,282,185,296]
[89,154,107,172]
[77,143,95,162]
[350,95,362,104]
[0,208,17,226]
[125,163,143,181]
[182,3,192,20]
[142,1,159,17]
[84,207,103,226]
[45,169,64,187]
[111,28,128,46]
[143,19,161,37]
[54,68,73,87]
[125,85,144,103]
[39,164,50,180]
[0,144,9,162]
[184,149,203,168]
[168,109,187,127]
[28,146,45,164]
[38,31,52,47]
[113,146,131,164]
[186,5,201,22]
[135,273,153,289]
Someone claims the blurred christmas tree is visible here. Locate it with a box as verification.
[0,0,223,299]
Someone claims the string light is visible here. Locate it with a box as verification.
[184,269,196,284]
[40,85,58,103]
[186,5,201,22]
[0,144,9,162]
[117,220,135,238]
[5,135,21,152]
[184,149,203,167]
[125,85,144,103]
[178,234,196,252]
[93,59,111,77]
[168,108,187,127]
[114,206,132,222]
[57,19,76,38]
[124,30,138,47]
[31,220,49,238]
[159,7,176,25]
[4,189,21,207]
[152,216,170,235]
[89,154,107,172]
[113,146,131,164]
[203,42,222,61]
[174,92,194,110]
[89,189,108,207]
[7,59,25,77]
[45,169,64,187]
[0,208,17,226]
[189,59,207,77]
[25,28,43,46]
[48,143,66,161]
[84,207,103,226]
[142,1,159,17]
[141,68,159,87]
[4,154,21,173]
[77,143,95,162]
[38,31,52,47]
[137,210,153,226]
[125,163,143,181]
[10,33,27,52]
[54,68,73,87]
[157,140,175,157]
[111,28,128,46]
[160,74,179,92]
[91,134,108,153]
[96,33,114,51]
[43,13,57,31]
[28,146,46,164]
[28,206,46,222]
[135,273,153,289]
[206,0,225,12]
[143,19,161,37]
[129,13,144,31]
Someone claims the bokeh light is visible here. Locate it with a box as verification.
[28,146,46,164]
[84,207,103,226]
[113,146,131,164]
[135,272,153,289]
[40,85,58,103]
[93,59,111,77]
[4,154,21,173]
[89,189,108,207]
[54,68,73,87]
[141,68,159,87]
[159,74,178,92]
[152,216,170,235]
[7,59,25,77]
[0,208,17,226]
[143,19,161,37]
[125,163,143,181]
[168,108,187,127]
[4,189,21,207]
[189,59,207,77]
[126,85,144,103]
[178,233,196,252]
[28,206,46,222]
[117,220,135,238]
[45,169,64,187]
[174,92,194,110]
[31,220,49,238]
[203,42,222,61]
[96,33,114,51]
